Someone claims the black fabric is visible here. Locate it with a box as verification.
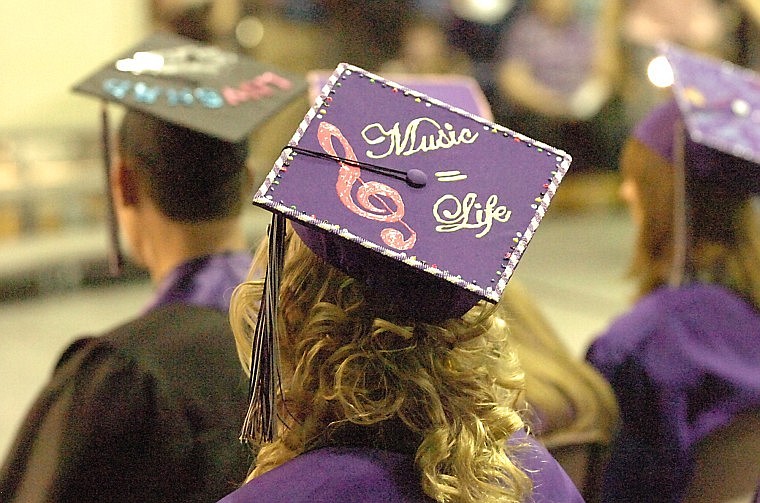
[0,304,250,503]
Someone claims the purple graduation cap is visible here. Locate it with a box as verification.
[632,44,760,286]
[241,63,572,443]
[307,70,494,119]
[72,32,307,274]
[635,43,760,195]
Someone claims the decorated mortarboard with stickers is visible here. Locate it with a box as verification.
[650,43,760,194]
[633,44,760,288]
[255,63,572,319]
[72,32,307,275]
[73,31,307,142]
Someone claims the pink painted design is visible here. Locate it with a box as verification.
[317,121,416,250]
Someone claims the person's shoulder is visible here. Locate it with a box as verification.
[97,303,235,361]
[55,303,240,398]
[106,303,229,340]
[509,430,586,503]
[586,286,685,367]
[217,447,430,503]
[588,284,759,366]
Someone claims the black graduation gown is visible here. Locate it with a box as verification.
[0,304,250,503]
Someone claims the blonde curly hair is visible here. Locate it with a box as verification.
[229,225,533,502]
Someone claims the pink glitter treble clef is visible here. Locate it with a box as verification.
[317,121,416,251]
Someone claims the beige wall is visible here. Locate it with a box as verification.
[0,2,150,131]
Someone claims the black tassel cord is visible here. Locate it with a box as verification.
[240,213,287,445]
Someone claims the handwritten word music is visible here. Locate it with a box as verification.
[433,193,512,238]
[361,118,479,159]
[101,71,293,109]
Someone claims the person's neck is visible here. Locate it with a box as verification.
[142,215,247,285]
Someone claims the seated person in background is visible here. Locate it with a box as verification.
[0,34,306,502]
[0,110,252,503]
[496,0,625,173]
[379,15,473,76]
[217,65,583,502]
[586,46,760,502]
[500,281,619,502]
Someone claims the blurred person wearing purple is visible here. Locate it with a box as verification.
[496,0,625,173]
[586,46,760,502]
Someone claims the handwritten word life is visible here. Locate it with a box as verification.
[433,193,511,238]
[361,118,479,159]
[102,71,292,109]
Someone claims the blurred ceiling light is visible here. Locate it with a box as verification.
[236,15,265,49]
[450,0,515,25]
[647,55,675,88]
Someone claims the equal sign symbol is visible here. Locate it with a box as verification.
[434,170,468,182]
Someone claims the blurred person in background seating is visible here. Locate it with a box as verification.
[496,0,626,175]
[586,46,760,503]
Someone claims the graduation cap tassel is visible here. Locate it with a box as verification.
[240,213,286,445]
[100,102,124,277]
[669,119,688,287]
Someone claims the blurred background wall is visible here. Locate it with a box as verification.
[0,2,149,131]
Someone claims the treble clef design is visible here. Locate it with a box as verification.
[317,121,416,251]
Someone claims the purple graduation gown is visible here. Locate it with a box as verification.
[217,430,584,503]
[586,283,760,502]
[143,251,252,312]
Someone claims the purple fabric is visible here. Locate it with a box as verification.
[293,221,481,321]
[309,73,493,119]
[586,283,760,502]
[632,98,680,164]
[143,251,252,313]
[216,430,584,503]
[633,98,760,195]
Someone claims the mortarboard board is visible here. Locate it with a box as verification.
[307,71,494,119]
[241,63,572,442]
[634,43,760,195]
[72,32,307,274]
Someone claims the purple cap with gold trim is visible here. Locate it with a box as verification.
[253,64,572,321]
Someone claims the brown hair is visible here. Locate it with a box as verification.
[622,138,760,309]
[118,110,249,223]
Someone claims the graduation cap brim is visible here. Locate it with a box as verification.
[73,32,308,142]
[307,70,494,120]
